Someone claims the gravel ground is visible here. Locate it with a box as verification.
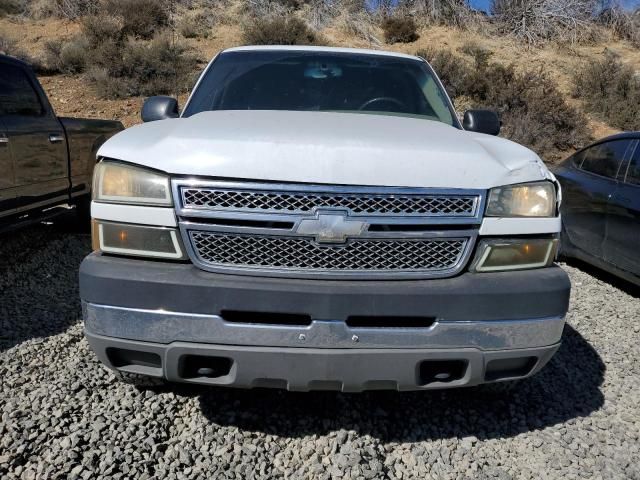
[1,221,639,480]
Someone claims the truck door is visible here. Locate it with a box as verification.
[0,62,69,213]
[605,141,640,277]
[0,118,15,217]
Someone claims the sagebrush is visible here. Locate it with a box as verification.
[88,35,199,99]
[492,0,599,44]
[39,0,200,99]
[242,15,322,45]
[381,16,419,43]
[0,33,44,70]
[573,52,640,131]
[0,0,23,16]
[419,46,591,160]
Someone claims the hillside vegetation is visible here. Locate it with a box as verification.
[1,0,639,162]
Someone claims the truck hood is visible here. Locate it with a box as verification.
[98,110,552,189]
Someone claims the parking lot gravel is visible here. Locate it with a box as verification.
[1,221,639,480]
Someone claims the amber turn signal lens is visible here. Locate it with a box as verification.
[472,239,558,272]
[93,220,186,260]
[91,219,100,252]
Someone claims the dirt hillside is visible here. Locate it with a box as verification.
[1,15,639,139]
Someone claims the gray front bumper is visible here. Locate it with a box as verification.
[85,329,560,391]
[80,254,570,391]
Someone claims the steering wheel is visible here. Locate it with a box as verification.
[358,96,407,111]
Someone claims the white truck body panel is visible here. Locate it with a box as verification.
[98,110,553,191]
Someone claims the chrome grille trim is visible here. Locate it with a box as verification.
[173,180,484,279]
[182,188,477,216]
[190,231,467,272]
[173,180,485,225]
[180,222,477,279]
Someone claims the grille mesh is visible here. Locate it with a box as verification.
[189,231,467,273]
[182,188,477,217]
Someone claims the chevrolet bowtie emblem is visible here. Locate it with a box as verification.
[296,211,367,243]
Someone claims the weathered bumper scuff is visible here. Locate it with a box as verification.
[80,253,570,391]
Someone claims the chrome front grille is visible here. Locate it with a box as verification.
[190,232,468,273]
[174,180,484,279]
[181,187,478,217]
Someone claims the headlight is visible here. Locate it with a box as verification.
[486,181,556,217]
[93,161,171,206]
[92,220,186,259]
[471,238,558,272]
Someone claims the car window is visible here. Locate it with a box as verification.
[626,144,640,186]
[579,140,631,179]
[0,64,44,116]
[570,148,589,167]
[184,51,457,127]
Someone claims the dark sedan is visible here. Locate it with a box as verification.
[554,132,640,286]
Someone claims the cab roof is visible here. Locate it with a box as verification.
[220,45,424,62]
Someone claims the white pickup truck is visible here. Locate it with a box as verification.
[80,46,570,391]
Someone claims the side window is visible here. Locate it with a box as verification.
[579,140,631,179]
[626,145,640,186]
[0,64,44,116]
[570,149,589,168]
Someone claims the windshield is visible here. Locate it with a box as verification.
[183,50,457,126]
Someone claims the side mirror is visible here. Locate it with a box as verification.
[462,110,501,136]
[141,96,179,122]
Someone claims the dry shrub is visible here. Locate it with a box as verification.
[596,5,640,47]
[397,0,485,28]
[381,15,419,43]
[88,34,200,99]
[0,33,45,70]
[245,0,311,13]
[304,0,339,29]
[242,15,322,45]
[44,36,89,73]
[243,0,293,18]
[45,1,200,99]
[573,52,640,131]
[335,7,381,45]
[492,0,599,44]
[0,34,27,59]
[178,10,213,38]
[339,0,367,11]
[81,13,124,46]
[272,0,311,9]
[101,0,170,39]
[26,0,57,18]
[27,0,98,19]
[0,0,24,16]
[419,46,590,160]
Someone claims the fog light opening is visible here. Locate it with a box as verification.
[485,356,538,382]
[418,360,467,386]
[179,355,233,380]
